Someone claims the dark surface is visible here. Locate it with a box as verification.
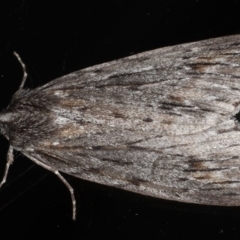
[0,1,240,239]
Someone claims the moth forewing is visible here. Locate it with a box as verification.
[1,35,240,219]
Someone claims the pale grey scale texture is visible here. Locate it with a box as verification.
[3,35,240,206]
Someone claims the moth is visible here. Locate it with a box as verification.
[1,35,240,220]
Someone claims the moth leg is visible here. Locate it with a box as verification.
[54,171,76,220]
[23,153,76,220]
[13,52,28,90]
[0,145,14,188]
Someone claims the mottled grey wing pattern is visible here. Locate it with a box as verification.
[14,35,240,205]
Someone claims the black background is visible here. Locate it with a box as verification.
[0,1,240,239]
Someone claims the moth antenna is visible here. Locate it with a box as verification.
[23,153,76,220]
[13,52,28,90]
[0,146,14,188]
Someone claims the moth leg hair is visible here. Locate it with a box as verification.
[0,145,14,188]
[13,52,28,90]
[23,153,76,220]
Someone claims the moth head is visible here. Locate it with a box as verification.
[0,52,27,141]
[0,112,14,139]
